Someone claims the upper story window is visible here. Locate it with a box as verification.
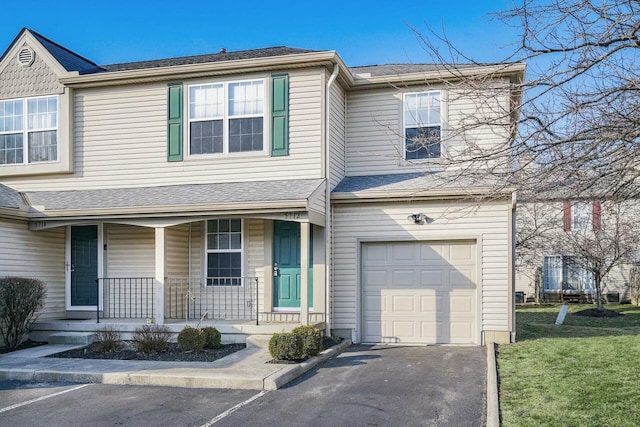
[572,201,592,231]
[188,79,264,156]
[0,95,58,165]
[403,91,441,160]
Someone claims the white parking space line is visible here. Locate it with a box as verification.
[0,384,91,414]
[200,390,267,426]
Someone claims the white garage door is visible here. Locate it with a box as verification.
[362,241,477,345]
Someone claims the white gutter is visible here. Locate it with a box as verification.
[325,63,340,335]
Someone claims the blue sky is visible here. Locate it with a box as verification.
[0,1,518,67]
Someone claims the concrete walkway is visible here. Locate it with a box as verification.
[0,340,351,390]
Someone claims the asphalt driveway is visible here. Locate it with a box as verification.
[219,344,486,427]
[0,345,486,427]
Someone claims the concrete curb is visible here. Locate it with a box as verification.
[486,343,500,427]
[263,339,352,390]
[0,340,352,391]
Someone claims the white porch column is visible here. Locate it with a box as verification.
[154,227,166,325]
[300,222,311,326]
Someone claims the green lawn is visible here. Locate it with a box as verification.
[498,304,640,427]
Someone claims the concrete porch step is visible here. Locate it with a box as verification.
[48,332,96,345]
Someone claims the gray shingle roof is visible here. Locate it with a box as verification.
[332,172,509,195]
[0,184,25,209]
[349,63,482,77]
[28,29,101,74]
[102,47,320,73]
[24,179,324,212]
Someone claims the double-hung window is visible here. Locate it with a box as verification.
[188,80,264,155]
[403,91,441,160]
[0,95,58,165]
[206,219,243,286]
[571,201,592,231]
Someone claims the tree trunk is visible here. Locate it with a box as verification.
[595,270,603,311]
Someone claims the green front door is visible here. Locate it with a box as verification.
[70,225,98,307]
[273,220,314,309]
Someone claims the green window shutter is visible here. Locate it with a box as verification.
[167,82,183,162]
[271,74,289,156]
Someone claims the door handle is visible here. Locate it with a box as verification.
[273,263,280,277]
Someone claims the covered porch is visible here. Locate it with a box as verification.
[25,179,328,340]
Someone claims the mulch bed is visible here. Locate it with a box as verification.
[573,308,622,318]
[0,339,47,355]
[47,342,246,362]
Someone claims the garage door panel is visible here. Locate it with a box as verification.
[391,295,417,312]
[449,243,475,262]
[362,241,477,345]
[391,243,417,263]
[451,294,474,313]
[392,321,416,338]
[450,269,475,287]
[420,294,442,312]
[364,269,388,287]
[420,270,446,287]
[392,269,416,287]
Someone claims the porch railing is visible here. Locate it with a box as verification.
[166,277,258,322]
[98,277,155,320]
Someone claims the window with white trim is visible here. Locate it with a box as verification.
[0,95,58,165]
[572,201,592,231]
[403,91,441,160]
[188,79,264,155]
[206,219,242,286]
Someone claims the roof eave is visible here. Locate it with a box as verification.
[349,63,526,90]
[59,50,351,88]
[28,199,309,219]
[331,187,516,203]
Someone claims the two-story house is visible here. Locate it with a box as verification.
[0,28,524,345]
[515,197,640,303]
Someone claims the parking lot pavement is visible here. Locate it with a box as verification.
[0,381,260,427]
[0,345,486,427]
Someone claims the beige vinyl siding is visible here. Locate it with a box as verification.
[328,78,346,188]
[106,225,155,278]
[0,219,65,320]
[332,200,511,334]
[346,88,401,176]
[345,82,511,176]
[308,181,326,215]
[166,224,190,278]
[246,219,265,312]
[2,69,324,192]
[189,222,202,278]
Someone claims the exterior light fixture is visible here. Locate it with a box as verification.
[408,213,428,224]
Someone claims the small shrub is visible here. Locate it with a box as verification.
[202,326,221,349]
[177,326,206,352]
[268,332,303,361]
[94,325,123,353]
[132,324,170,355]
[0,277,46,349]
[292,325,323,358]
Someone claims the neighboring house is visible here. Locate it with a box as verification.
[516,198,639,303]
[0,28,524,345]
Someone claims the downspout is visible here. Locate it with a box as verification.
[325,63,340,336]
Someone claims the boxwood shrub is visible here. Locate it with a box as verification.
[201,326,221,349]
[291,325,323,358]
[268,332,303,361]
[177,326,206,352]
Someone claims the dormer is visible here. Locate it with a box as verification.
[0,28,98,177]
